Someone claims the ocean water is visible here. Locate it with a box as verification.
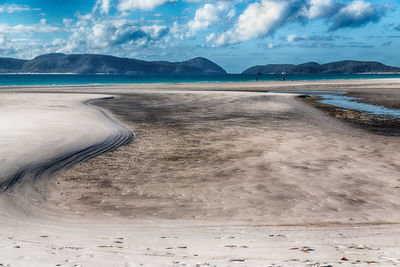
[0,73,400,86]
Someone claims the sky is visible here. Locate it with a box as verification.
[0,0,399,73]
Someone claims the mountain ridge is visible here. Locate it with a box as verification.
[1,55,399,75]
[0,53,227,75]
[243,60,400,74]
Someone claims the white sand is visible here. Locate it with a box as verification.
[0,93,132,213]
[0,219,400,266]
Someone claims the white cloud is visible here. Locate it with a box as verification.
[0,0,175,59]
[286,35,297,42]
[0,34,6,45]
[101,0,111,14]
[209,0,291,46]
[286,34,334,42]
[94,0,111,14]
[187,2,235,34]
[208,0,389,46]
[57,16,170,54]
[330,0,383,30]
[0,34,62,59]
[0,23,60,34]
[301,0,340,19]
[117,0,172,11]
[63,19,74,27]
[206,33,215,43]
[0,4,40,13]
[100,0,220,13]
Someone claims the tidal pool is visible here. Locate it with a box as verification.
[278,90,400,118]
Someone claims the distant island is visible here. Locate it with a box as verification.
[1,55,400,75]
[0,53,227,75]
[243,60,400,75]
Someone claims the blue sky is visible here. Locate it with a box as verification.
[0,0,399,73]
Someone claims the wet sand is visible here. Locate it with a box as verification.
[1,80,400,266]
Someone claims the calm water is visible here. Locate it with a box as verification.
[284,90,400,118]
[316,92,400,117]
[0,73,400,86]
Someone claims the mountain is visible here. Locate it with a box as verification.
[242,60,400,74]
[0,54,227,75]
[0,57,27,73]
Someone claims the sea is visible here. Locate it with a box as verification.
[0,73,400,86]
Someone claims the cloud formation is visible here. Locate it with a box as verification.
[0,4,40,13]
[299,0,341,19]
[0,23,59,34]
[286,34,334,42]
[58,17,170,55]
[266,35,375,50]
[93,0,111,14]
[117,0,173,11]
[330,0,385,30]
[187,2,235,34]
[208,0,390,46]
[209,0,294,46]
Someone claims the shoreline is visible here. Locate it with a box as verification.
[1,77,400,90]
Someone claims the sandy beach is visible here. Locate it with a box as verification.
[1,80,400,266]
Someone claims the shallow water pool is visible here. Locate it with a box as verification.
[278,90,400,118]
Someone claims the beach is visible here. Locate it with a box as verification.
[1,80,400,266]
